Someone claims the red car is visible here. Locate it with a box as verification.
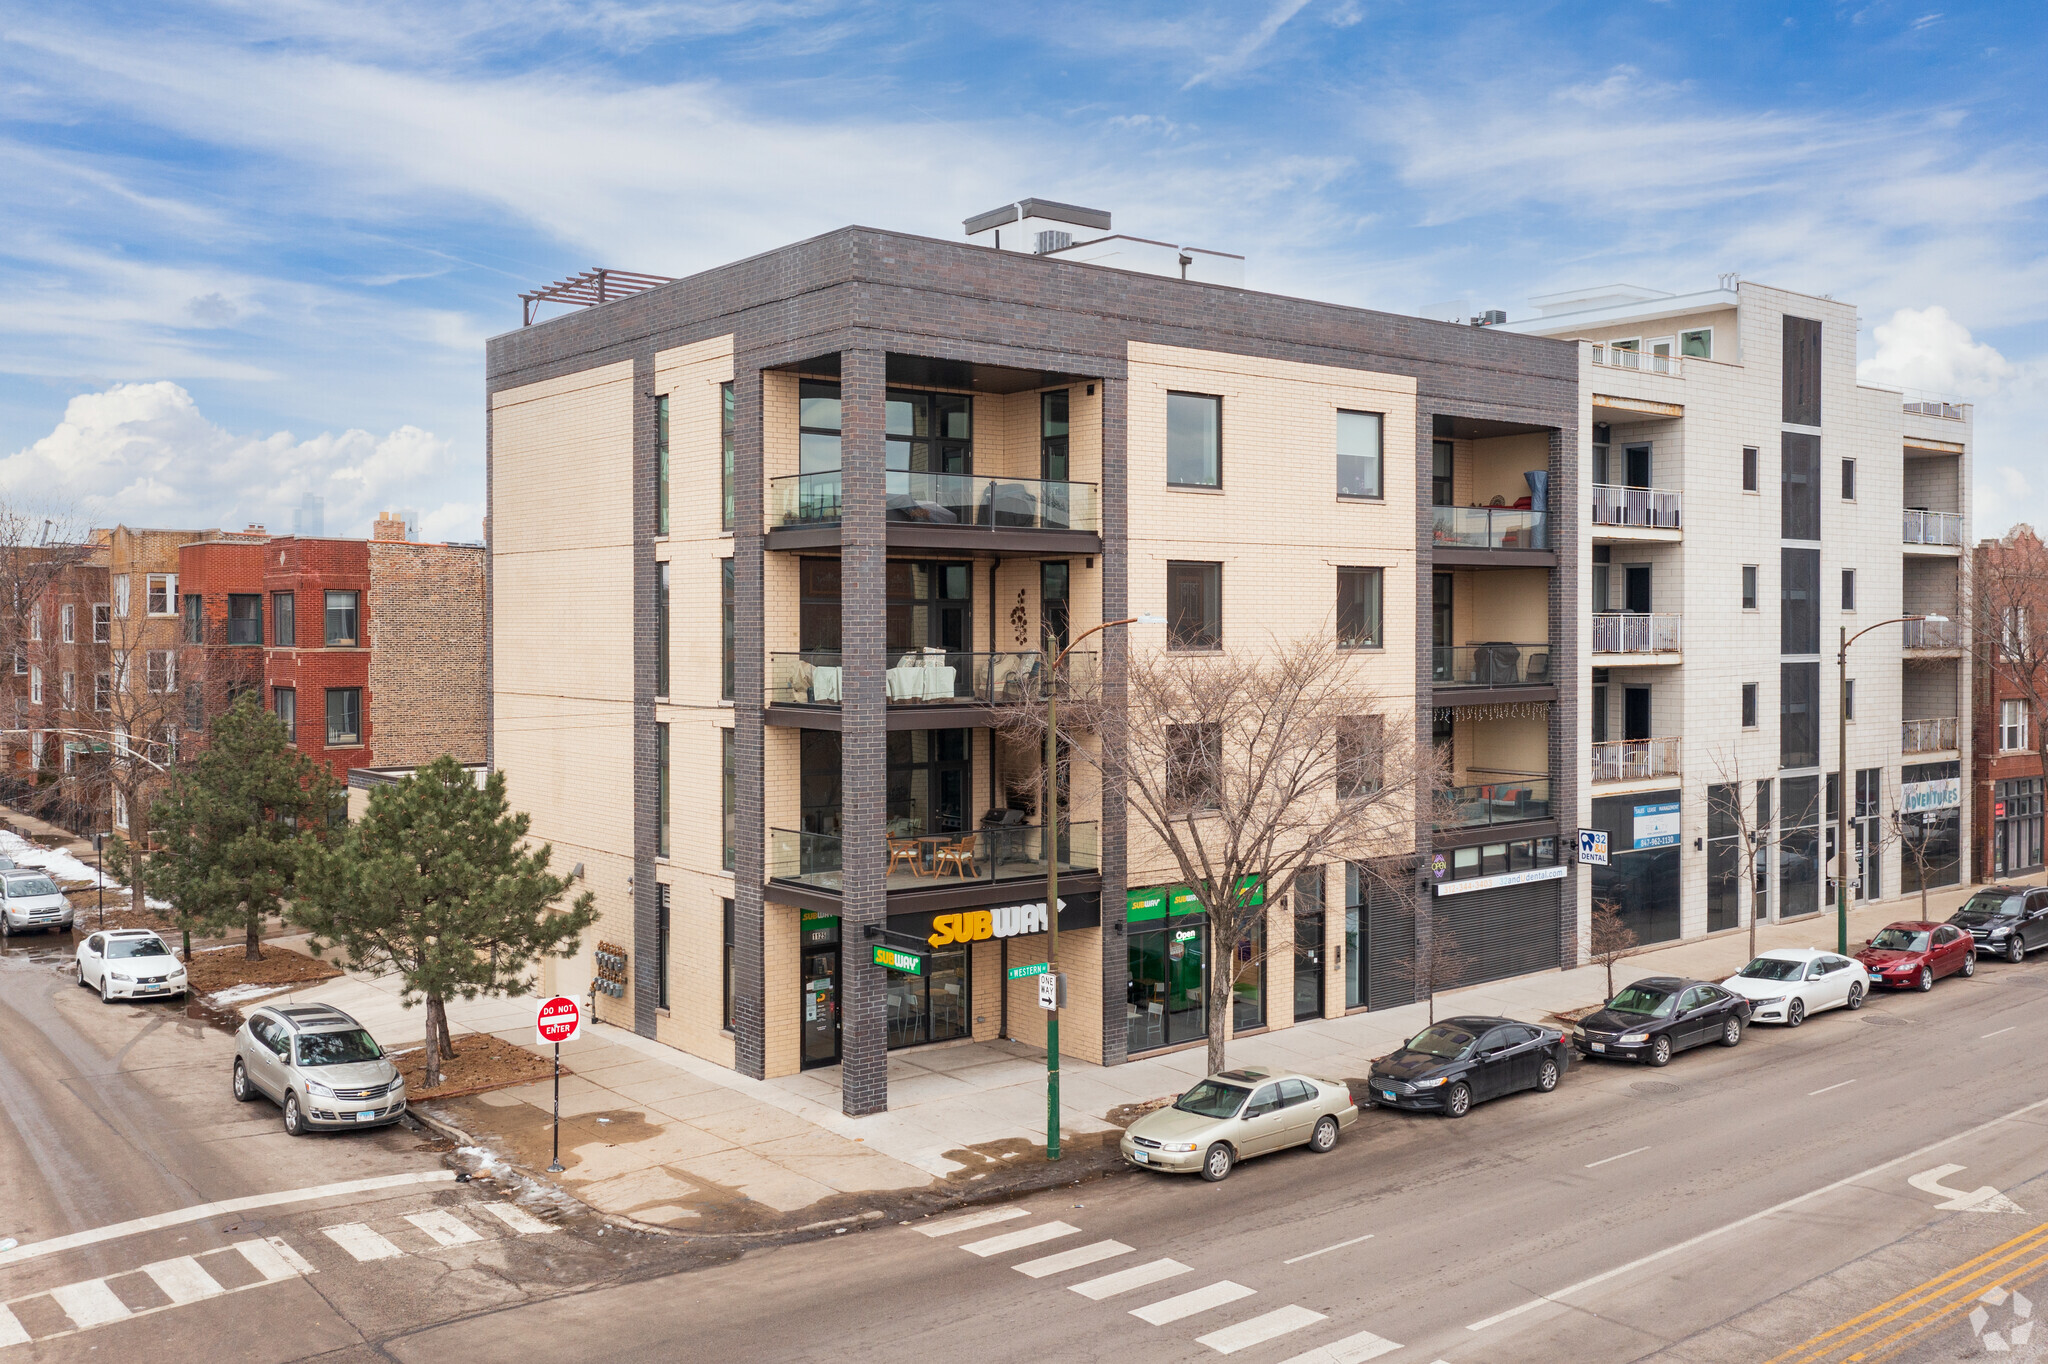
[1855,921,1975,992]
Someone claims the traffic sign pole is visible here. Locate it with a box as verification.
[534,996,581,1175]
[549,1042,563,1173]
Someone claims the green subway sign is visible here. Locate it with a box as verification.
[1126,876,1266,924]
[872,945,924,975]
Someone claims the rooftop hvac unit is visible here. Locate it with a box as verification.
[1035,230,1073,254]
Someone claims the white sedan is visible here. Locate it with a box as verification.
[76,930,189,1003]
[1720,947,1868,1026]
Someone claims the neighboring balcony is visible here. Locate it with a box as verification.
[1903,617,1965,654]
[1591,736,1682,785]
[1430,506,1551,565]
[1902,716,1960,755]
[1902,509,1965,554]
[1437,777,1552,831]
[767,822,1099,896]
[766,470,1101,552]
[1432,643,1556,699]
[1590,484,1682,540]
[1591,612,1682,662]
[764,649,1097,729]
[1590,342,1684,378]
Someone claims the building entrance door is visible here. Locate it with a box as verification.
[801,944,840,1069]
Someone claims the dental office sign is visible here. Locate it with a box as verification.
[1902,777,1962,813]
[927,899,1066,946]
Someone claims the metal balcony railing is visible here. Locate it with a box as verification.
[1902,717,1959,754]
[1432,643,1554,688]
[1591,484,1682,530]
[767,822,1099,893]
[766,649,1098,707]
[1591,613,1682,654]
[1903,617,1963,650]
[768,470,1100,533]
[1590,343,1682,377]
[1431,506,1548,551]
[1902,509,1964,546]
[1437,778,1552,829]
[1591,737,1682,784]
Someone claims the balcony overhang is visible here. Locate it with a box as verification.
[1591,651,1683,668]
[1432,684,1558,707]
[1433,547,1557,569]
[1593,394,1683,419]
[1902,541,1962,558]
[1590,774,1680,796]
[766,524,1102,555]
[763,702,997,731]
[764,871,1102,916]
[1433,819,1561,851]
[1592,524,1682,544]
[777,351,1096,396]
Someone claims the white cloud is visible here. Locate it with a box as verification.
[1857,304,2015,396]
[0,382,473,540]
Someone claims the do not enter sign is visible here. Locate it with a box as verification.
[536,996,582,1046]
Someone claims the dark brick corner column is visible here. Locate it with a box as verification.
[838,348,890,1117]
[1097,375,1130,1067]
[731,359,769,1079]
[1547,422,1582,970]
[632,353,660,1039]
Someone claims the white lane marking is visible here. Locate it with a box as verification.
[234,1237,314,1282]
[962,1222,1078,1258]
[1985,1027,2018,1038]
[1908,1164,2025,1213]
[1810,1079,1857,1096]
[0,1305,27,1348]
[1468,1091,2048,1332]
[322,1223,405,1262]
[1199,1304,1327,1354]
[1275,1329,1404,1364]
[1131,1280,1256,1325]
[478,1202,557,1235]
[1071,1259,1192,1300]
[0,1171,453,1269]
[406,1210,483,1247]
[1014,1240,1132,1278]
[48,1279,131,1328]
[1283,1233,1374,1265]
[914,1206,1029,1237]
[1585,1146,1650,1169]
[141,1255,226,1305]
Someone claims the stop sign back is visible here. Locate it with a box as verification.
[536,995,582,1045]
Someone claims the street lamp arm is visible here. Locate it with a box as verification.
[1841,613,1932,658]
[1050,615,1141,673]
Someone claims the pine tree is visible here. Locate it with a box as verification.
[293,756,597,1089]
[149,692,338,961]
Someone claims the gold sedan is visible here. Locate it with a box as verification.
[1120,1067,1359,1182]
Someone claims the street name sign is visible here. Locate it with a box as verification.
[1007,960,1051,981]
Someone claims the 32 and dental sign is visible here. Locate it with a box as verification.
[927,899,1068,947]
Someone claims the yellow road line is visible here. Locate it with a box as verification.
[1848,1242,2048,1363]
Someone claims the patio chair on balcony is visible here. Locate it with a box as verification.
[930,833,979,880]
[1525,652,1550,685]
[1000,656,1045,703]
[886,838,925,878]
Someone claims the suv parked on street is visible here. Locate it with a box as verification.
[232,1004,407,1136]
[0,870,73,936]
[1950,886,2048,963]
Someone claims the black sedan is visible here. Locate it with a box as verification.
[1366,1016,1569,1119]
[1573,976,1749,1067]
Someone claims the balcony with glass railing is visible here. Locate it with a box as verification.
[1430,506,1549,552]
[1432,643,1555,689]
[1903,617,1963,651]
[1591,737,1682,784]
[766,649,1098,708]
[768,470,1100,534]
[1591,484,1682,531]
[1437,777,1552,830]
[767,821,1099,894]
[1902,509,1964,547]
[1591,613,1682,656]
[1902,717,1960,754]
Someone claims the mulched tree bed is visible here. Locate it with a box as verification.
[186,944,343,994]
[396,1032,565,1101]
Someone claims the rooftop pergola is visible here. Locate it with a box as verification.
[520,268,673,326]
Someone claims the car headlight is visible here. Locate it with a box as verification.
[1573,1026,1587,1038]
[1162,1142,1199,1153]
[111,972,133,982]
[1619,1032,1650,1044]
[305,1081,336,1099]
[1990,927,2011,938]
[1413,1076,1448,1088]
[1752,995,1786,1007]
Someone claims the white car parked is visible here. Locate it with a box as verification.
[0,870,73,936]
[1720,947,1868,1026]
[76,929,188,1002]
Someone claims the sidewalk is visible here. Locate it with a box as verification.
[263,873,2030,1234]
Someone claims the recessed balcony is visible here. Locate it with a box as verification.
[1591,736,1682,786]
[764,649,1097,730]
[1432,643,1556,701]
[1430,505,1551,566]
[1903,509,1964,554]
[1590,342,1684,378]
[1590,484,1682,541]
[1591,612,1682,662]
[1437,778,1552,830]
[1903,617,1964,654]
[766,470,1101,552]
[1902,716,1960,755]
[767,822,1099,896]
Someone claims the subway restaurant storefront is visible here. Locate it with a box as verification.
[1125,880,1267,1056]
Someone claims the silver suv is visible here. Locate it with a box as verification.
[232,1004,407,1136]
[0,870,73,936]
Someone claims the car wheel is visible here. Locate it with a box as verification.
[1536,1058,1560,1093]
[232,1058,256,1102]
[1962,953,1976,978]
[2008,935,2026,964]
[1200,1142,1233,1182]
[1647,1034,1673,1067]
[1720,1016,1743,1047]
[100,974,114,1004]
[1918,966,1934,992]
[1444,1082,1472,1118]
[1847,982,1865,1010]
[1309,1115,1340,1153]
[1787,998,1806,1027]
[283,1093,307,1137]
[0,914,11,940]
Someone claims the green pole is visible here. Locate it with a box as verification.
[1837,625,1849,957]
[1045,677,1060,1163]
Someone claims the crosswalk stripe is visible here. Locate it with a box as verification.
[322,1223,404,1262]
[49,1279,132,1328]
[914,1206,1030,1237]
[1274,1327,1405,1364]
[478,1202,558,1235]
[1071,1259,1193,1300]
[961,1222,1079,1258]
[1014,1240,1133,1279]
[141,1256,226,1305]
[0,1305,31,1348]
[406,1210,484,1247]
[233,1237,312,1282]
[1132,1280,1256,1326]
[1198,1305,1329,1355]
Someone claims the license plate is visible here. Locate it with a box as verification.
[1131,1149,1148,1164]
[1381,1090,1397,1102]
[1590,1042,1606,1052]
[355,1111,378,1123]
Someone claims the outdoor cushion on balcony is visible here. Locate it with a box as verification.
[978,482,1039,527]
[885,493,959,523]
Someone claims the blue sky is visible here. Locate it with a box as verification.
[2,0,2043,539]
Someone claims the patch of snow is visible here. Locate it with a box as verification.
[206,983,291,1008]
[0,829,174,907]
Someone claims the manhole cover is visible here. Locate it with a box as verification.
[1631,1081,1680,1096]
[1863,1013,1911,1026]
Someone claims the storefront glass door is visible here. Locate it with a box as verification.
[801,939,840,1069]
[885,945,970,1048]
[1126,923,1206,1055]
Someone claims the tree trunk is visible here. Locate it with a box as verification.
[423,997,445,1090]
[1205,935,1231,1077]
[131,843,146,921]
[244,908,262,961]
[428,995,457,1060]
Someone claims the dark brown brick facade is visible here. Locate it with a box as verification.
[366,541,487,767]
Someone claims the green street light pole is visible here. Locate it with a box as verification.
[1836,613,1937,955]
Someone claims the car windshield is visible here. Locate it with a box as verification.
[1871,928,1930,952]
[6,876,59,897]
[1173,1080,1252,1119]
[1607,986,1676,1017]
[107,936,171,959]
[1738,958,1804,981]
[1956,893,2022,920]
[296,1030,384,1066]
[1403,1024,1478,1059]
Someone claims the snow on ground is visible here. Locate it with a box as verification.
[205,983,292,1008]
[0,828,176,907]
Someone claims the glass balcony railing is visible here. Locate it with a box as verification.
[767,821,1099,893]
[1590,484,1682,530]
[766,649,1098,707]
[1431,506,1548,551]
[1591,737,1682,784]
[1902,717,1959,753]
[1903,617,1963,650]
[769,470,1100,533]
[1433,644,1554,688]
[1902,509,1964,546]
[1437,778,1552,829]
[1592,612,1682,654]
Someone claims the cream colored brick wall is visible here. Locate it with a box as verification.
[971,939,1002,1042]
[764,900,804,1078]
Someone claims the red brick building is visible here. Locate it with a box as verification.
[1972,536,2046,881]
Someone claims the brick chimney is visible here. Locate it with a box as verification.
[373,512,407,542]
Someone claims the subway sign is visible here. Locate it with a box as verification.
[927,900,1061,946]
[872,945,924,975]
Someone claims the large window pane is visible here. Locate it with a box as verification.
[1167,392,1221,488]
[720,382,734,532]
[656,722,670,858]
[656,562,670,698]
[1336,410,1383,499]
[1167,561,1221,650]
[1337,567,1382,649]
[273,591,295,647]
[324,687,361,746]
[721,560,734,700]
[325,590,359,647]
[657,393,670,536]
[1781,662,1819,768]
[1781,548,1819,653]
[1782,315,1822,426]
[1781,432,1821,540]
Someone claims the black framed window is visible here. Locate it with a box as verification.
[1293,867,1325,1023]
[1337,567,1383,648]
[274,687,296,744]
[1841,457,1856,501]
[183,593,202,644]
[656,562,670,699]
[325,590,359,647]
[799,380,842,473]
[656,884,671,1010]
[1782,548,1819,653]
[1781,432,1821,540]
[1167,561,1221,650]
[228,594,262,646]
[1042,561,1070,655]
[1432,440,1454,506]
[1781,663,1819,768]
[799,558,839,652]
[1041,390,1069,483]
[722,898,735,1030]
[1782,315,1822,426]
[1845,677,1856,721]
[887,560,971,652]
[1336,410,1383,499]
[718,560,734,700]
[1166,392,1221,488]
[1742,445,1758,492]
[656,722,670,858]
[325,687,361,746]
[1841,568,1856,612]
[721,382,735,532]
[887,729,971,836]
[722,727,736,870]
[657,393,670,536]
[1742,565,1758,611]
[1742,682,1758,729]
[886,388,971,480]
[273,591,295,647]
[1706,784,1741,933]
[1780,774,1821,917]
